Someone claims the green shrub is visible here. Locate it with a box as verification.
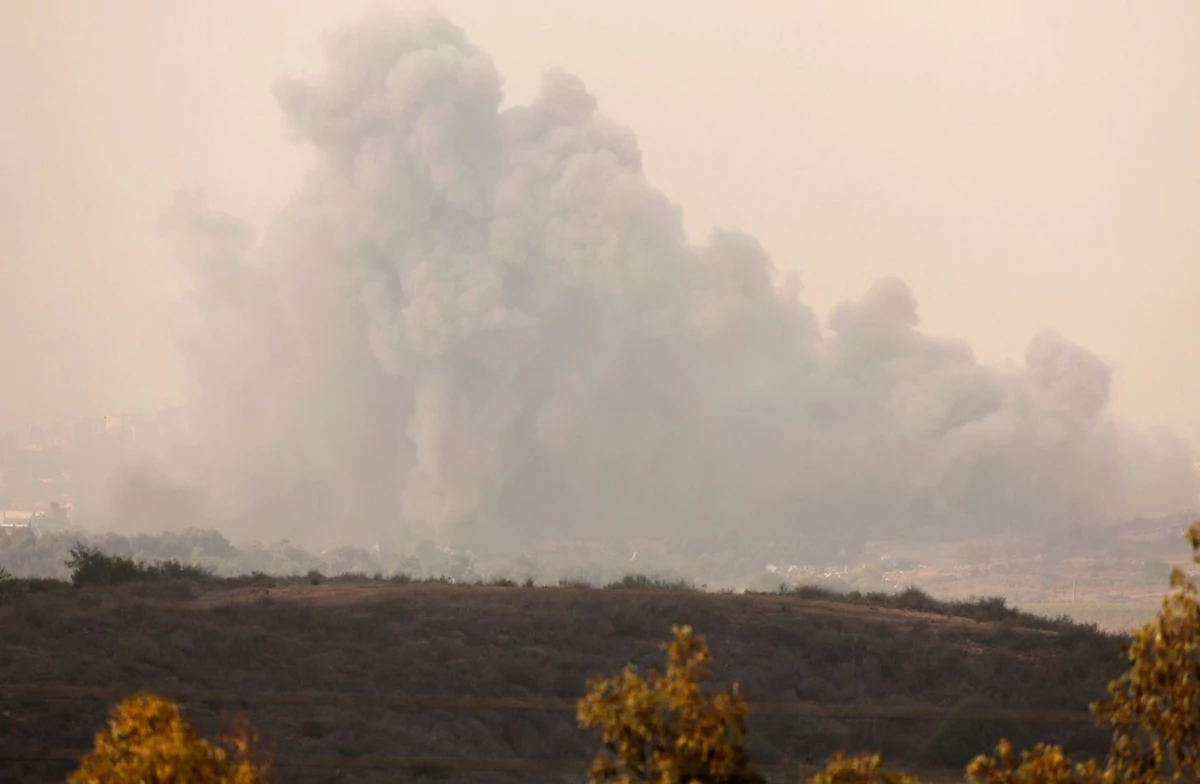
[787,584,838,601]
[67,545,144,586]
[147,559,211,581]
[603,574,698,592]
[65,543,211,587]
[893,585,940,613]
[0,567,18,597]
[781,582,1068,632]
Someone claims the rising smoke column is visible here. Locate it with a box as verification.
[151,9,1196,550]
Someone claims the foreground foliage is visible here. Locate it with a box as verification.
[1084,524,1200,782]
[577,624,764,784]
[68,693,269,784]
[804,752,920,784]
[964,741,1108,784]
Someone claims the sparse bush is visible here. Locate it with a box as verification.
[779,582,1066,632]
[806,752,920,783]
[68,692,270,784]
[14,576,69,596]
[67,544,143,586]
[892,586,940,613]
[577,625,764,784]
[149,559,212,581]
[788,584,839,601]
[969,596,1012,623]
[329,571,370,583]
[0,566,18,597]
[603,574,697,592]
[966,740,1106,784]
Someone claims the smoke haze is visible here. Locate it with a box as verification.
[104,10,1196,551]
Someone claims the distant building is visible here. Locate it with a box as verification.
[0,509,34,530]
[2,502,70,531]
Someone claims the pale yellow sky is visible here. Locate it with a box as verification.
[2,1,1198,443]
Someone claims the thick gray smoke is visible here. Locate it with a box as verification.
[125,10,1196,551]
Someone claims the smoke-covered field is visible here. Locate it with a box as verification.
[87,9,1196,557]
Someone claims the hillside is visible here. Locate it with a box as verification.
[0,577,1126,783]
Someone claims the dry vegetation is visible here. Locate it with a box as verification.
[66,693,270,784]
[1,561,1123,783]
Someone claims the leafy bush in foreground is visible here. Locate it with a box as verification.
[577,624,764,784]
[68,692,269,784]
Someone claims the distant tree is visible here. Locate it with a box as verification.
[64,543,210,586]
[68,692,269,784]
[66,543,142,586]
[577,624,764,784]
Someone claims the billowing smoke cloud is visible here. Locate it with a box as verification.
[129,10,1195,551]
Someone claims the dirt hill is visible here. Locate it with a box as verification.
[0,577,1127,783]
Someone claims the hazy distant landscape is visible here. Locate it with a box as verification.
[3,405,1190,638]
[2,7,1197,632]
[1,509,1188,633]
[2,410,1190,634]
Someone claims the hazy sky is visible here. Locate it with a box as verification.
[3,1,1199,444]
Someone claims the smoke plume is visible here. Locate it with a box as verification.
[129,10,1196,551]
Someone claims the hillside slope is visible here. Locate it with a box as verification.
[0,578,1125,783]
